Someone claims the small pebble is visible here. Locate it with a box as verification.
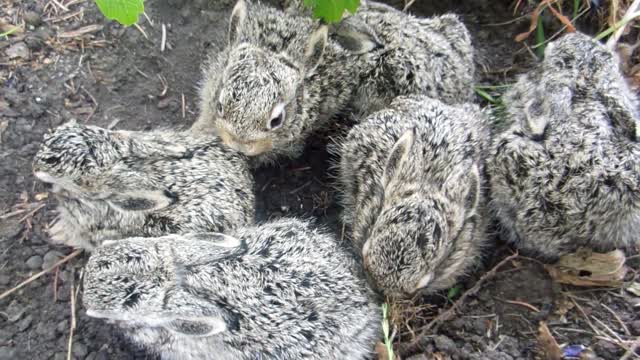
[630,319,640,336]
[6,42,30,60]
[25,255,43,270]
[405,354,428,360]
[593,339,624,358]
[0,274,11,286]
[157,97,173,110]
[57,320,69,333]
[36,321,56,340]
[53,352,67,360]
[0,347,17,360]
[42,250,64,270]
[24,36,44,51]
[6,300,25,323]
[95,350,109,360]
[0,329,11,342]
[0,219,23,240]
[434,335,458,354]
[23,11,42,26]
[72,342,88,358]
[17,314,33,332]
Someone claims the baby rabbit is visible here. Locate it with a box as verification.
[337,95,489,297]
[337,0,475,113]
[488,32,640,260]
[82,218,381,360]
[192,0,474,164]
[32,121,255,250]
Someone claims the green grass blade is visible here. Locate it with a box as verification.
[474,87,498,104]
[573,0,580,20]
[1,27,20,38]
[382,303,394,360]
[535,10,546,59]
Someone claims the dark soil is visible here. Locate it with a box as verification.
[1,0,638,359]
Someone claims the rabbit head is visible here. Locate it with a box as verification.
[33,123,253,250]
[45,164,180,249]
[83,234,244,337]
[199,0,329,157]
[33,121,188,194]
[361,129,481,296]
[33,121,116,189]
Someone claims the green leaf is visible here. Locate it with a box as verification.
[302,0,360,23]
[343,0,360,14]
[447,284,463,300]
[313,0,343,23]
[94,0,144,26]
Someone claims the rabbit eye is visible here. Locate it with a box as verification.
[216,102,224,116]
[44,156,59,164]
[269,112,284,130]
[267,103,287,131]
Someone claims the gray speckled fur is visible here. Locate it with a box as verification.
[337,95,489,297]
[32,121,255,250]
[82,218,381,360]
[192,0,474,164]
[488,32,640,260]
[344,1,475,113]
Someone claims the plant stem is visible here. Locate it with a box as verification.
[536,10,546,59]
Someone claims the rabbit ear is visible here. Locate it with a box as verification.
[183,233,242,248]
[444,163,480,218]
[603,90,640,141]
[414,272,433,292]
[163,318,228,337]
[304,25,328,76]
[382,128,415,190]
[463,165,481,218]
[228,0,247,45]
[106,189,178,212]
[33,171,82,193]
[523,98,548,141]
[332,16,382,55]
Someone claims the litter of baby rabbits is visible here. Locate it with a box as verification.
[2,0,640,359]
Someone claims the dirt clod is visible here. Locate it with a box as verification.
[25,255,43,270]
[593,340,624,358]
[6,42,30,60]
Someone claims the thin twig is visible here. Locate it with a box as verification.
[403,0,416,12]
[0,249,83,301]
[181,93,186,119]
[601,303,631,336]
[53,266,60,302]
[398,252,519,356]
[51,0,70,11]
[66,270,76,360]
[620,338,640,360]
[606,0,640,49]
[158,74,168,97]
[289,180,312,194]
[568,295,603,336]
[133,23,149,41]
[503,300,541,313]
[161,23,166,52]
[143,12,154,26]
